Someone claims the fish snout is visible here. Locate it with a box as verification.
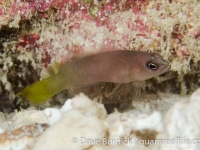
[160,64,171,74]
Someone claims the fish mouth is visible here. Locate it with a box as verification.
[160,65,171,74]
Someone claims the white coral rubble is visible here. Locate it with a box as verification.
[0,91,200,150]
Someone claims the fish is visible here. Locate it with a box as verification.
[17,50,171,105]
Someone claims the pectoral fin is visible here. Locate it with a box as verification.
[131,80,145,101]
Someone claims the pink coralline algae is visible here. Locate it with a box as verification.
[15,0,51,15]
[2,0,153,67]
[17,34,40,49]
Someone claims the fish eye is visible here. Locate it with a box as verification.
[146,62,158,70]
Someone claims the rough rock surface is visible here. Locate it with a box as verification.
[0,91,199,150]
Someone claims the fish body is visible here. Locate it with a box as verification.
[18,50,170,104]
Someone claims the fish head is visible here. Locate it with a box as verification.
[134,52,171,81]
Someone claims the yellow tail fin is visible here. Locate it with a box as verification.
[17,74,65,105]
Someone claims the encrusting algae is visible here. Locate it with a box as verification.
[18,50,170,105]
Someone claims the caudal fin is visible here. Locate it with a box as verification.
[17,75,64,105]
